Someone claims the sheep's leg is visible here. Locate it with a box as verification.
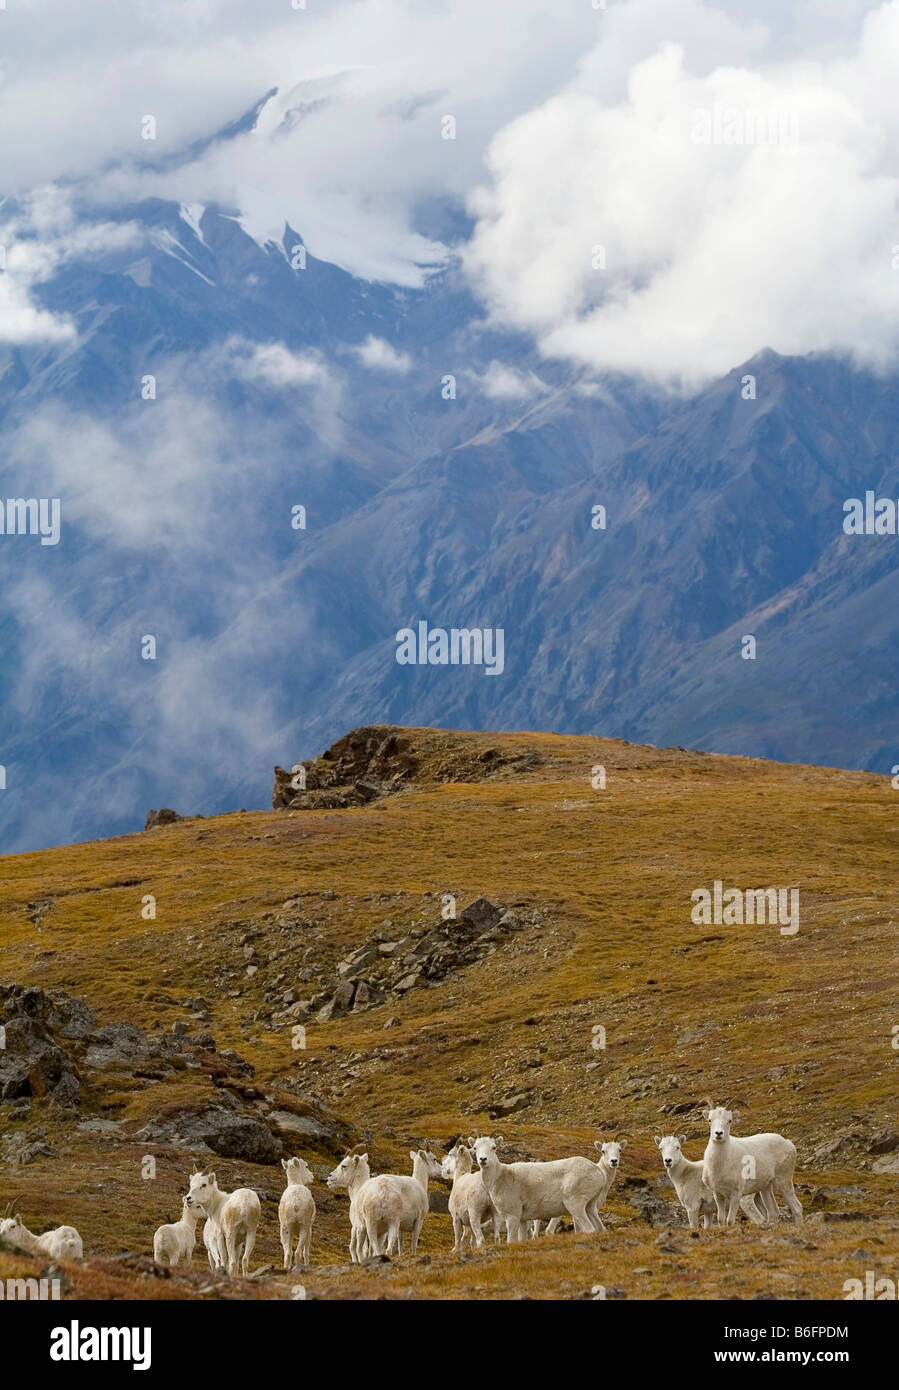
[565,1203,593,1234]
[725,1193,742,1225]
[224,1228,239,1278]
[760,1185,780,1224]
[776,1177,803,1224]
[686,1205,700,1230]
[740,1194,766,1225]
[365,1216,383,1256]
[504,1216,519,1243]
[713,1194,727,1226]
[410,1216,423,1255]
[586,1200,606,1232]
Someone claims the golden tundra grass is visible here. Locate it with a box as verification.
[0,728,896,1298]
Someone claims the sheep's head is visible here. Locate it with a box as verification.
[441,1143,472,1180]
[706,1106,734,1141]
[412,1148,444,1180]
[654,1135,687,1168]
[186,1170,217,1211]
[282,1156,314,1187]
[0,1215,23,1242]
[594,1139,625,1168]
[327,1153,368,1191]
[472,1136,502,1171]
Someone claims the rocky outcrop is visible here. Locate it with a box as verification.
[133,1093,280,1165]
[273,726,418,810]
[0,984,251,1111]
[273,726,545,811]
[281,898,523,1025]
[144,808,183,829]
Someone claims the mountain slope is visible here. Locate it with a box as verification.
[0,727,896,1299]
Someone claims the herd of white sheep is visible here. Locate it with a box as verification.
[0,1102,802,1276]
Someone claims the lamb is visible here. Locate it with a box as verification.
[543,1139,624,1235]
[471,1135,618,1242]
[0,1213,83,1261]
[327,1151,374,1262]
[442,1142,501,1250]
[356,1149,444,1257]
[654,1134,765,1229]
[153,1197,199,1267]
[186,1170,261,1276]
[279,1156,316,1270]
[701,1103,803,1226]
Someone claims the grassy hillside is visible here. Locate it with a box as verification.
[1,726,896,1299]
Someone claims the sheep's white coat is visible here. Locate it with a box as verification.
[442,1143,501,1250]
[279,1156,315,1269]
[0,1214,83,1261]
[327,1152,373,1262]
[472,1136,622,1242]
[356,1150,442,1256]
[187,1171,261,1276]
[701,1105,803,1226]
[153,1198,199,1266]
[654,1134,765,1228]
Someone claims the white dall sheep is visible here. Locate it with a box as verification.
[0,1213,83,1261]
[442,1143,501,1251]
[356,1149,444,1257]
[472,1136,618,1242]
[544,1139,625,1235]
[701,1104,803,1226]
[186,1171,261,1276]
[327,1152,373,1262]
[654,1134,765,1229]
[153,1197,199,1267]
[279,1156,316,1270]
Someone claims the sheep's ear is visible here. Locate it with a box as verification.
[207,1172,216,1184]
[731,1111,739,1124]
[653,1135,663,1147]
[495,1135,504,1146]
[359,1153,368,1164]
[281,1158,289,1171]
[678,1135,687,1146]
[701,1108,710,1119]
[410,1150,417,1161]
[466,1135,477,1146]
[619,1139,627,1149]
[594,1140,604,1152]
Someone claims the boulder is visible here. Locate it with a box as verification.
[134,1096,280,1165]
[144,808,183,829]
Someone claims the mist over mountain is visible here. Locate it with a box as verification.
[2,26,899,851]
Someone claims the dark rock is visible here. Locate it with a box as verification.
[866,1131,898,1155]
[144,808,183,829]
[134,1096,280,1165]
[488,1092,532,1118]
[460,898,502,930]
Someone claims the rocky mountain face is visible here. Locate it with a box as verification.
[2,182,898,851]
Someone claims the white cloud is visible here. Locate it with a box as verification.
[352,335,412,373]
[0,190,142,343]
[473,361,549,400]
[465,2,899,388]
